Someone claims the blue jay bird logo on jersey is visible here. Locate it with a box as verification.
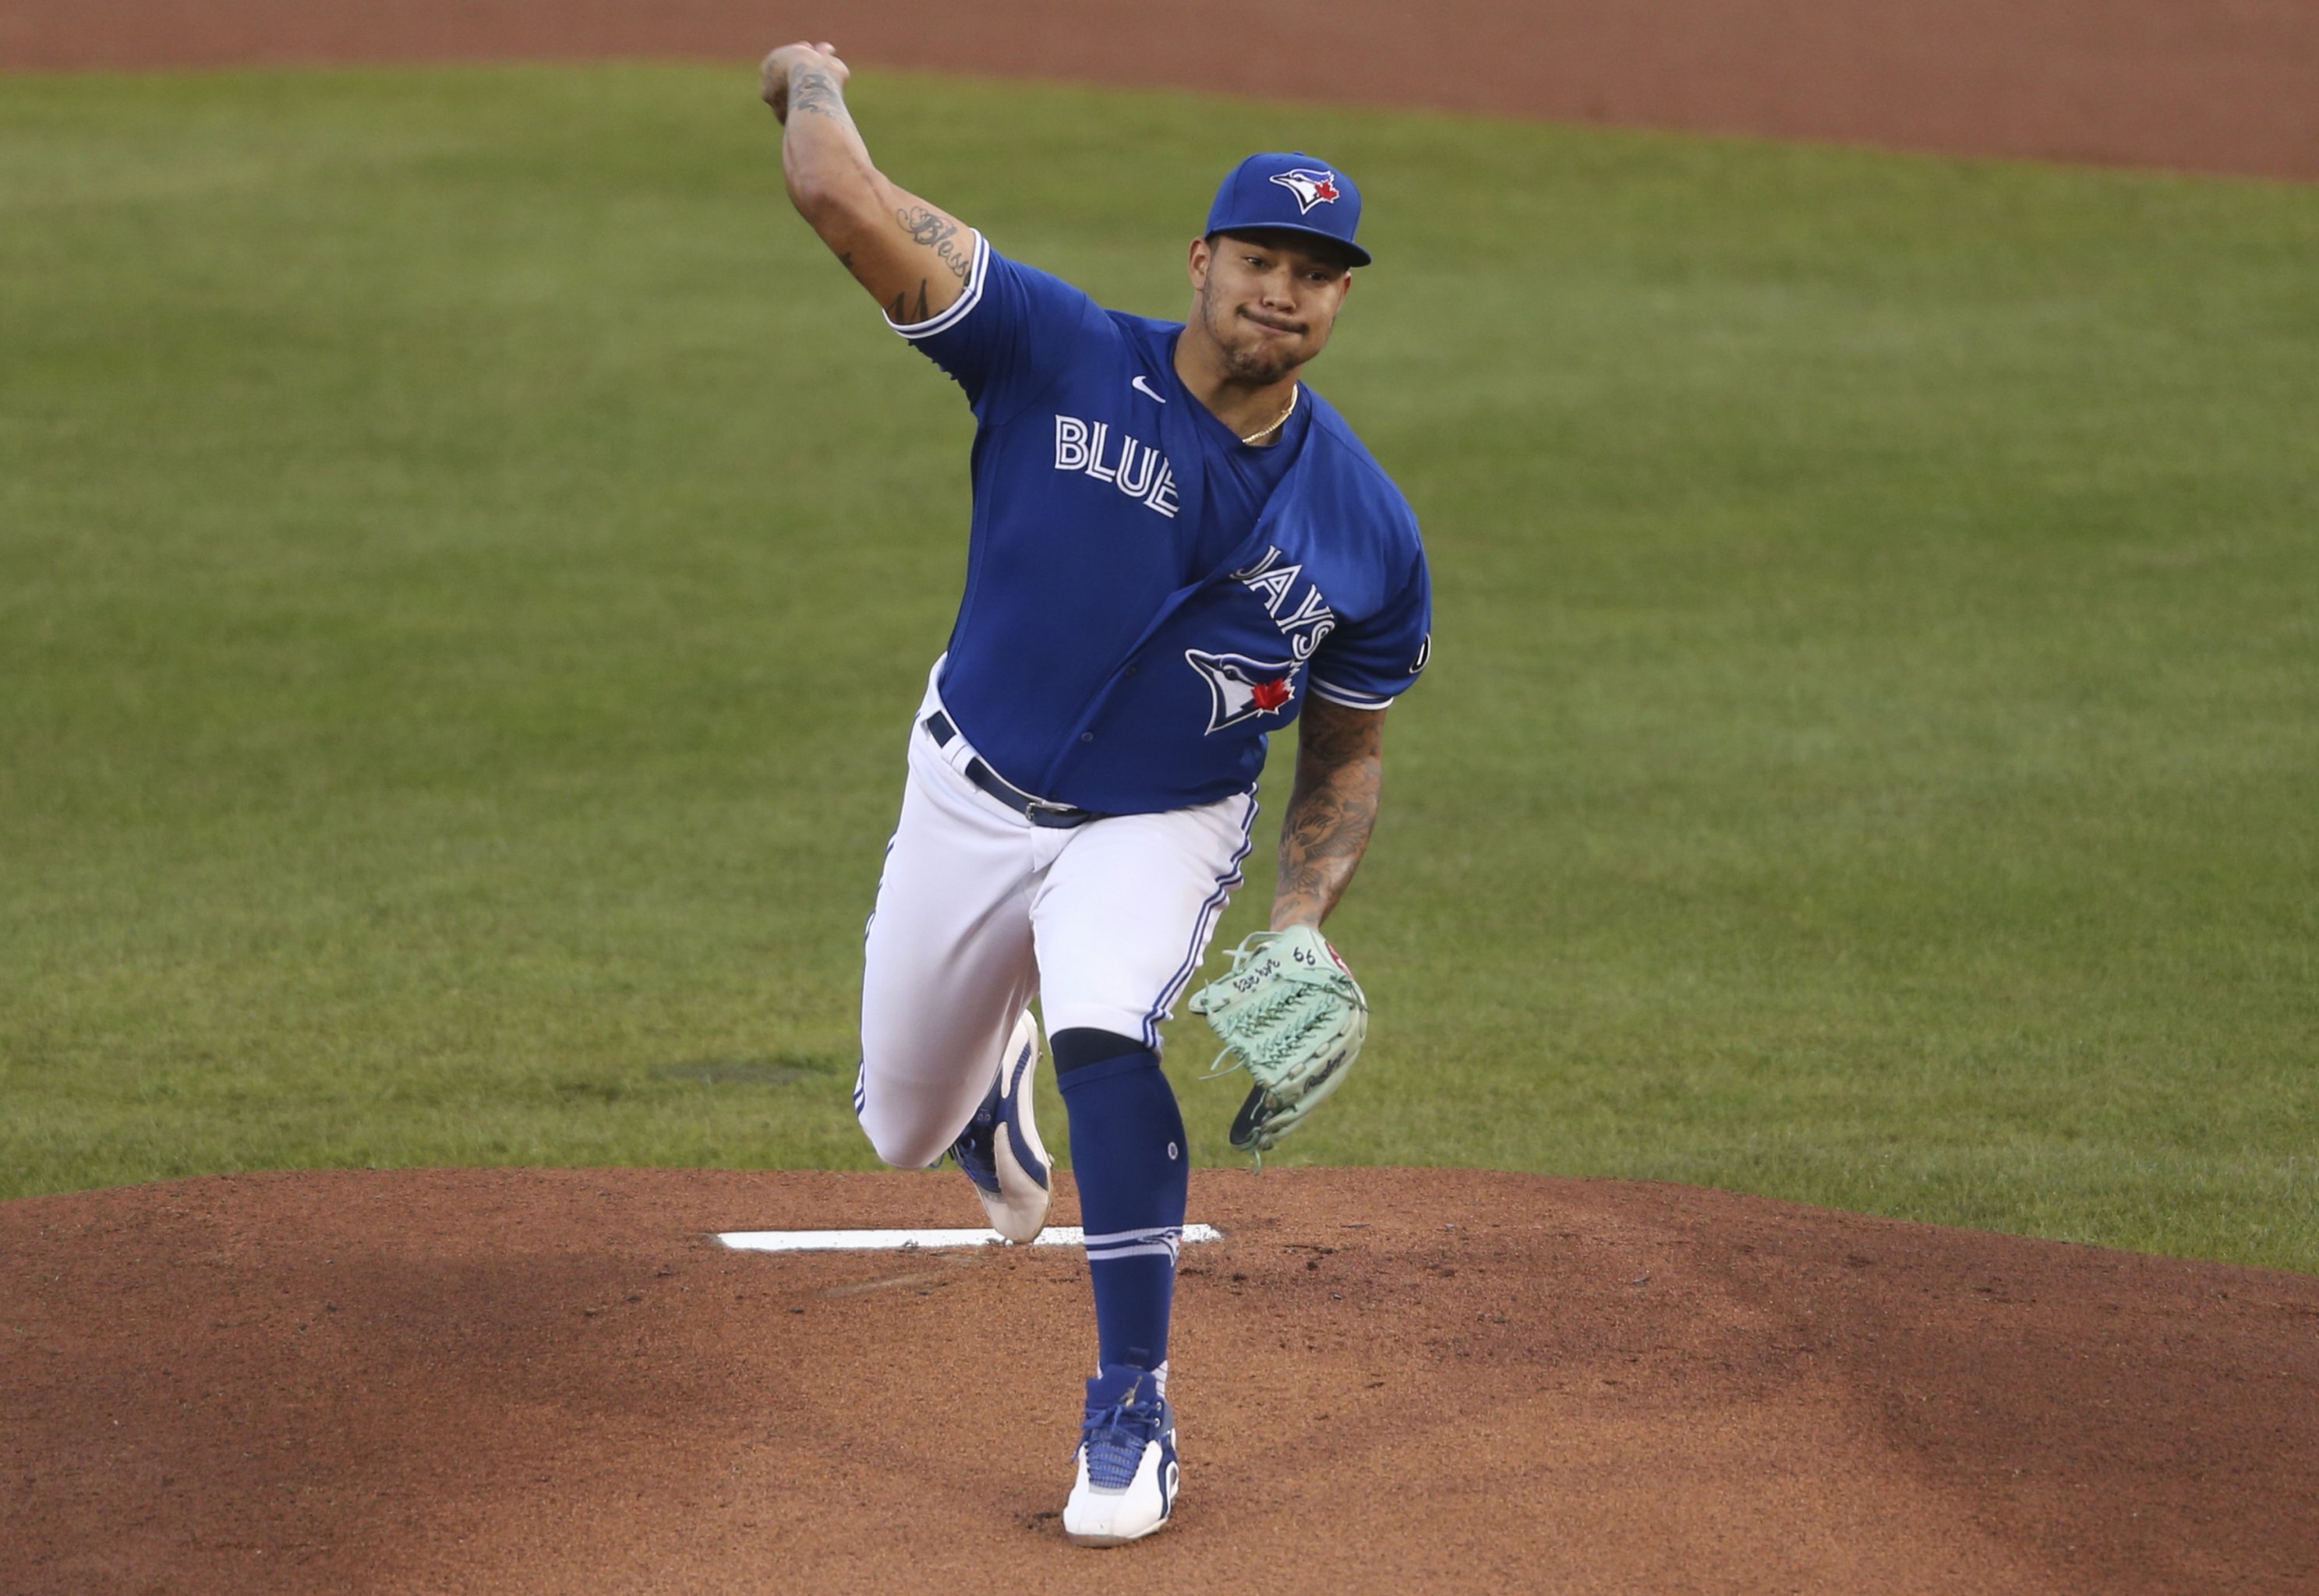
[1186,650,1299,733]
[1267,169,1342,214]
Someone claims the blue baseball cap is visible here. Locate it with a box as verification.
[1204,151,1371,267]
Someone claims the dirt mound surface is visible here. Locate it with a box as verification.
[4,1167,2314,1594]
[4,0,2317,182]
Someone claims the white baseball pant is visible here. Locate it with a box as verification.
[854,662,1258,1168]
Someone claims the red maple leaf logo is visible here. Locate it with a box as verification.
[1311,177,1340,203]
[1250,676,1295,713]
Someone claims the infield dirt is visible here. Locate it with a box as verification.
[5,1167,2316,1594]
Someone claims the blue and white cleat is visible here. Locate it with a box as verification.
[1063,1365,1179,1547]
[949,1009,1052,1244]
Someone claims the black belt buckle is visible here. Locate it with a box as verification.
[1022,796,1087,828]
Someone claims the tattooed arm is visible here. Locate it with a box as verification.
[759,41,976,324]
[1271,696,1388,931]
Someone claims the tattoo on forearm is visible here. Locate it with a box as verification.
[1273,705,1384,927]
[787,69,847,122]
[896,206,973,282]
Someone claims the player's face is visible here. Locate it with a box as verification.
[1188,231,1355,384]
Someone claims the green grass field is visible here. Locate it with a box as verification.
[3,65,2314,1269]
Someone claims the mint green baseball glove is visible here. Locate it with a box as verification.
[1187,926,1369,1160]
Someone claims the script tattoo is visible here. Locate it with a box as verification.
[895,205,952,245]
[896,205,973,282]
[1272,697,1385,929]
[787,69,846,121]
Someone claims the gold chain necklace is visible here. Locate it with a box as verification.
[1238,385,1299,446]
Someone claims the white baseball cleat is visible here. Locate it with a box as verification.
[947,1009,1052,1244]
[1063,1365,1179,1547]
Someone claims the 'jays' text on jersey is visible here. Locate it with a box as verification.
[892,235,1431,815]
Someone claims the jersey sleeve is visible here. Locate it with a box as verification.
[886,235,1105,422]
[1306,538,1433,711]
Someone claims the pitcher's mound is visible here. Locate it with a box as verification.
[4,1167,2313,1594]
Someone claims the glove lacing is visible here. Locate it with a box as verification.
[1193,933,1352,1081]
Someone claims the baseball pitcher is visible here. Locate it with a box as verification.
[762,41,1431,1545]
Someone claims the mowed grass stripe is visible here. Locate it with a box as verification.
[2,65,2313,1269]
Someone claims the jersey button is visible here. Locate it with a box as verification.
[1079,732,1095,743]
[1122,665,1140,678]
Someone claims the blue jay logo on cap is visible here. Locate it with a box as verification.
[1210,152,1371,265]
[1267,168,1342,214]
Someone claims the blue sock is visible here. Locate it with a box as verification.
[1055,1048,1189,1382]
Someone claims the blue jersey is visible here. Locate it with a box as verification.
[893,235,1432,815]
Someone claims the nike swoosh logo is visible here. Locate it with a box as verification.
[1130,375,1168,404]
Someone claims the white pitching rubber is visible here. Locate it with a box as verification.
[716,1224,1223,1253]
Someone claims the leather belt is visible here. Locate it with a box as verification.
[922,711,1106,828]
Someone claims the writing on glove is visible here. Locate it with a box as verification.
[1186,925,1368,1163]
